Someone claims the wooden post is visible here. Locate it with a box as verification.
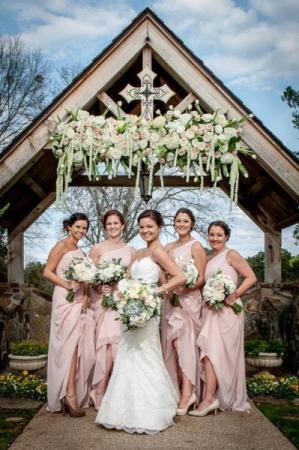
[264,230,281,283]
[7,231,24,283]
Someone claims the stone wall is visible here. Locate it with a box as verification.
[0,282,51,369]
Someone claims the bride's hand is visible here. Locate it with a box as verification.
[101,284,112,294]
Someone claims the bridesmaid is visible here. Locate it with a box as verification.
[190,221,257,416]
[164,208,206,415]
[44,212,95,417]
[89,210,135,410]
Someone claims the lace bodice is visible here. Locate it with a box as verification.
[131,257,160,284]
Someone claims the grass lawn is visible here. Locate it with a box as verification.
[0,408,37,450]
[256,401,299,449]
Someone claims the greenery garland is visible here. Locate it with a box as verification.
[50,100,255,201]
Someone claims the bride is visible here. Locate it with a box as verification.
[95,210,186,434]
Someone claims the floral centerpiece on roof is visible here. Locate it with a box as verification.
[50,101,255,202]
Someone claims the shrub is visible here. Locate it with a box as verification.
[245,338,285,356]
[247,372,299,399]
[0,371,47,401]
[10,341,48,356]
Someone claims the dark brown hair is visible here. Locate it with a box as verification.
[208,221,231,240]
[63,213,89,232]
[137,209,164,227]
[174,208,195,230]
[102,210,125,229]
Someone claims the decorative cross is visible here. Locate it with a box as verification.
[119,66,175,120]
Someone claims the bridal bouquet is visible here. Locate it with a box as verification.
[94,258,127,309]
[202,268,242,314]
[64,256,97,302]
[114,279,162,331]
[171,257,199,306]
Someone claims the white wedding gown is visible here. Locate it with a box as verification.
[95,256,178,434]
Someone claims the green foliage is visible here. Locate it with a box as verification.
[246,249,299,282]
[282,86,299,130]
[245,338,286,356]
[0,204,9,281]
[294,224,299,245]
[257,403,299,449]
[24,261,53,296]
[0,371,47,401]
[246,251,264,281]
[247,372,299,399]
[0,408,37,450]
[10,340,48,356]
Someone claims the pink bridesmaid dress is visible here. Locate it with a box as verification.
[47,249,96,412]
[197,248,250,411]
[90,245,134,409]
[164,240,202,399]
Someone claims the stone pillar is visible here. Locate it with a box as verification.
[7,231,24,283]
[264,230,281,283]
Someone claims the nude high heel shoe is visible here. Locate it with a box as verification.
[176,392,197,416]
[60,395,86,417]
[189,399,219,417]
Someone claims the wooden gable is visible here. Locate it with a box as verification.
[0,8,298,283]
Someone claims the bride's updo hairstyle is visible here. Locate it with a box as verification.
[102,210,125,230]
[63,212,90,232]
[208,221,231,241]
[174,208,195,230]
[137,210,164,227]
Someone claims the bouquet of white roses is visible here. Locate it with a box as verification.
[202,268,242,314]
[114,279,162,331]
[64,256,97,302]
[94,258,127,309]
[171,256,199,306]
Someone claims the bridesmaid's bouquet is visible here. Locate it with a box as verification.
[202,268,242,314]
[170,257,199,306]
[94,258,127,309]
[64,256,97,302]
[114,279,162,331]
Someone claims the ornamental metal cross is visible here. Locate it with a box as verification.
[119,66,175,120]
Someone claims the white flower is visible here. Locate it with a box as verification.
[202,113,213,123]
[214,124,223,134]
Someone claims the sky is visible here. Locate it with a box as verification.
[0,0,298,260]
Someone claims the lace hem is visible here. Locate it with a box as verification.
[97,421,174,435]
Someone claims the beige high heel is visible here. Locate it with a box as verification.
[176,392,197,416]
[189,399,219,417]
[60,395,86,417]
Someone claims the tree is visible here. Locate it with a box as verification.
[247,249,299,282]
[0,35,49,150]
[282,86,299,130]
[58,186,218,247]
[24,261,53,296]
[294,223,299,245]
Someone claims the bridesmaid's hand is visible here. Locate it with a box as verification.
[101,284,112,294]
[67,280,81,291]
[225,291,239,305]
[81,295,89,313]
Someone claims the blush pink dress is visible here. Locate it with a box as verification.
[164,240,202,400]
[197,248,250,411]
[47,249,96,412]
[90,244,134,409]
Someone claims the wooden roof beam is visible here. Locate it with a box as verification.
[9,192,56,240]
[22,174,46,198]
[97,92,125,117]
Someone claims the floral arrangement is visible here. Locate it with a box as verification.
[94,258,127,309]
[114,278,161,331]
[0,371,47,401]
[247,371,299,399]
[50,102,255,202]
[10,341,48,356]
[202,268,242,314]
[245,338,286,357]
[64,255,97,301]
[170,256,198,306]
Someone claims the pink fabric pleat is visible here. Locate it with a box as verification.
[47,249,96,412]
[90,245,134,409]
[163,240,202,401]
[197,248,250,411]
